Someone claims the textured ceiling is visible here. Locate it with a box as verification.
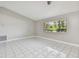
[0,1,79,20]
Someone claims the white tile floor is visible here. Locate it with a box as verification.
[0,37,79,58]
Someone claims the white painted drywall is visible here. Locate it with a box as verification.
[0,8,35,41]
[36,11,79,45]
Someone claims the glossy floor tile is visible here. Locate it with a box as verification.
[0,37,79,58]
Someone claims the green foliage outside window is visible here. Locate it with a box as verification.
[44,18,67,32]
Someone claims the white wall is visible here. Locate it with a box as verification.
[0,8,35,41]
[36,11,79,45]
[0,7,79,45]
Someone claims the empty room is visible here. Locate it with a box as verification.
[0,1,79,58]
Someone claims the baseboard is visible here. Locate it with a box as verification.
[35,36,79,47]
[7,36,36,42]
[0,36,36,44]
[0,35,79,47]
